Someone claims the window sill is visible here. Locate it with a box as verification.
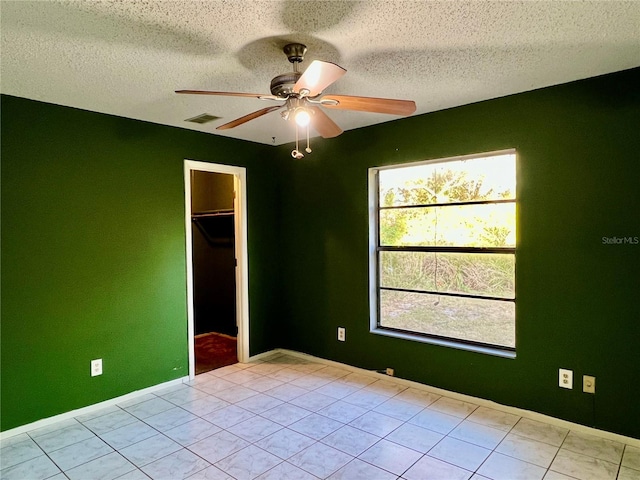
[370,327,516,359]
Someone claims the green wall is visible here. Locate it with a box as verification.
[277,68,640,439]
[0,95,282,431]
[2,68,639,439]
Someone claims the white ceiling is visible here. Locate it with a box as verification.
[2,1,639,146]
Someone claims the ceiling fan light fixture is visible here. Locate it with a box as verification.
[294,108,311,127]
[292,110,312,159]
[177,42,416,158]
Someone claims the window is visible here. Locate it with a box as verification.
[369,150,516,354]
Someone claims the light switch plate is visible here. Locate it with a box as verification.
[583,375,595,394]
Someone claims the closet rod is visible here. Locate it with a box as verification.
[192,209,234,218]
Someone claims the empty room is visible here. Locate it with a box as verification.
[1,1,639,479]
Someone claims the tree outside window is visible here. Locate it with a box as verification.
[373,151,516,350]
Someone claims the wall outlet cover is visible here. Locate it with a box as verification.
[559,368,573,389]
[337,327,346,342]
[91,359,103,377]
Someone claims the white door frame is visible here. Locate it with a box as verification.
[184,160,250,379]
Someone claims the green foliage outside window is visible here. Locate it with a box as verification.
[375,153,516,349]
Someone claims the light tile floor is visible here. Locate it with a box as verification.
[2,353,639,480]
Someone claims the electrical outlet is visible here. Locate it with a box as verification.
[386,368,394,376]
[91,359,103,377]
[583,375,596,394]
[337,327,346,342]
[559,368,573,389]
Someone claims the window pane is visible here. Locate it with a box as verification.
[380,251,514,299]
[380,203,515,247]
[379,153,515,207]
[380,289,515,348]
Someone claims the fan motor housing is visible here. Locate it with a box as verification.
[270,72,302,97]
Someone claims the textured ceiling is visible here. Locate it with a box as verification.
[2,1,639,146]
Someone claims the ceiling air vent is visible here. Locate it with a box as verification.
[185,113,220,124]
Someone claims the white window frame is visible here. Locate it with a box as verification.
[368,149,517,358]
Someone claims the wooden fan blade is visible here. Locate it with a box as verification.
[216,106,283,130]
[310,107,343,138]
[294,61,346,97]
[176,90,267,98]
[321,94,416,116]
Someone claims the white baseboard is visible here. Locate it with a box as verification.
[247,349,282,363]
[2,352,275,440]
[0,376,188,441]
[273,348,640,448]
[3,349,638,449]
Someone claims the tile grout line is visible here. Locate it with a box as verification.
[546,429,572,479]
[278,349,640,449]
[146,368,625,480]
[3,354,636,480]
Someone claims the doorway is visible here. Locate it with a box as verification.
[184,160,249,378]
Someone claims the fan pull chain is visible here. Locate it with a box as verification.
[292,123,304,159]
[305,124,312,153]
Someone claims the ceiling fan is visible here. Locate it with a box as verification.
[176,43,416,158]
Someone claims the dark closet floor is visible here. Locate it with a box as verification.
[195,332,238,375]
